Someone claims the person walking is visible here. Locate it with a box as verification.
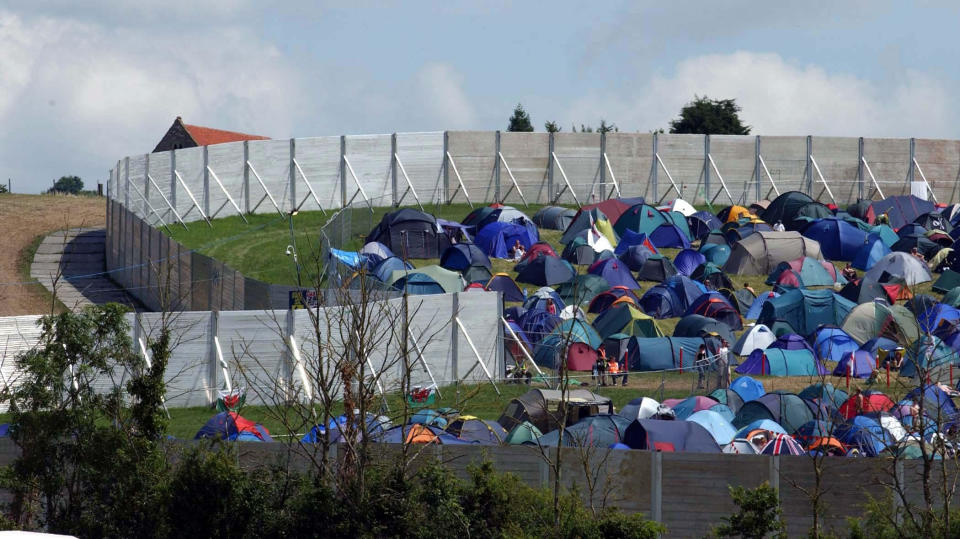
[695,344,709,390]
[717,339,730,388]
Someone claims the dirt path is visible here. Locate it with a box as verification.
[0,194,105,315]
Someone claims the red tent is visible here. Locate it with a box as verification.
[837,391,895,420]
[577,197,646,226]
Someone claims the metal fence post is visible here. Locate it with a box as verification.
[769,455,780,492]
[908,137,916,185]
[857,137,864,200]
[143,153,150,216]
[703,135,711,205]
[203,145,211,216]
[599,131,607,200]
[755,135,762,203]
[124,156,130,208]
[285,308,296,400]
[391,133,398,206]
[243,140,250,213]
[494,131,501,202]
[209,311,219,405]
[651,451,662,523]
[451,293,459,380]
[340,135,347,208]
[289,138,297,211]
[547,132,555,201]
[442,131,450,203]
[651,132,658,200]
[805,135,813,195]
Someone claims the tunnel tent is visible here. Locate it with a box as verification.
[724,222,773,244]
[802,217,870,261]
[625,336,718,372]
[636,254,678,283]
[841,301,920,346]
[732,324,776,357]
[497,389,613,434]
[757,288,855,337]
[864,195,935,229]
[737,348,825,377]
[613,203,671,237]
[731,392,816,434]
[722,231,824,275]
[592,303,664,340]
[688,211,723,240]
[556,274,609,306]
[673,314,735,345]
[365,208,451,259]
[533,205,577,230]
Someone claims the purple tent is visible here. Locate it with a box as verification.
[673,249,707,276]
[623,419,720,453]
[832,350,875,378]
[587,258,641,290]
[649,224,692,249]
[767,333,816,357]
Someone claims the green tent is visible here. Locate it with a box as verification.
[943,287,960,308]
[505,421,542,444]
[933,270,960,294]
[592,304,664,340]
[732,391,815,434]
[613,203,670,237]
[842,301,920,346]
[556,274,610,306]
[901,336,960,378]
[388,265,464,293]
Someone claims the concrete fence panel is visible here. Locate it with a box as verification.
[863,137,911,197]
[915,138,960,203]
[498,132,549,205]
[757,136,808,198]
[206,142,246,219]
[294,136,343,212]
[811,136,860,206]
[710,135,757,206]
[344,134,393,207]
[395,131,445,206]
[173,146,204,218]
[605,132,654,200]
[553,132,601,205]
[446,131,497,204]
[657,134,705,204]
[247,139,293,214]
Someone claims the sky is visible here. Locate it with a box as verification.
[1,1,959,193]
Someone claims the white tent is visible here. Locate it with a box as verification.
[863,252,932,286]
[661,198,696,217]
[732,324,776,356]
[618,397,662,420]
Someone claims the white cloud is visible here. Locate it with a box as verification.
[565,51,957,137]
[413,63,477,129]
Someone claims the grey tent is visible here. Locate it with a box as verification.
[722,231,824,275]
[863,251,932,286]
[497,389,613,434]
[533,206,577,230]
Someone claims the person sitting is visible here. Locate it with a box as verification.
[773,220,786,232]
[743,283,756,296]
[842,263,858,282]
[545,298,557,315]
[911,247,925,262]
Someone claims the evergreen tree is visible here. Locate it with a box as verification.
[507,103,534,132]
[669,95,750,135]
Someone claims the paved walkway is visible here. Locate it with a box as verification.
[31,227,143,311]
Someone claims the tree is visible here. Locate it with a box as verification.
[669,96,750,135]
[507,104,534,132]
[49,176,84,194]
[544,121,561,133]
[712,483,786,539]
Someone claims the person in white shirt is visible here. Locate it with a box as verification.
[717,339,730,388]
[773,220,786,232]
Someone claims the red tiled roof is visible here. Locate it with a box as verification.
[182,123,270,146]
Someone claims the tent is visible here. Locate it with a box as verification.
[719,286,755,316]
[619,397,667,421]
[588,286,641,313]
[730,376,766,402]
[725,222,772,244]
[533,206,577,230]
[745,291,779,319]
[734,419,788,439]
[638,276,706,318]
[446,417,509,445]
[836,390,896,420]
[463,204,532,231]
[619,244,656,271]
[723,231,824,275]
[732,392,817,434]
[562,237,602,265]
[688,211,723,240]
[389,272,446,295]
[768,333,816,357]
[900,335,960,378]
[684,293,743,331]
[863,252,932,286]
[891,234,940,259]
[374,424,476,445]
[497,389,613,434]
[649,224,691,249]
[842,301,921,346]
[561,207,619,245]
[537,415,633,447]
[757,288,855,337]
[663,198,697,217]
[765,256,841,287]
[761,191,823,230]
[834,415,895,456]
[371,256,414,283]
[485,273,525,302]
[797,384,848,411]
[864,195,935,229]
[852,234,892,271]
[533,319,603,371]
[917,304,960,334]
[812,326,859,363]
[519,310,561,345]
[737,349,825,376]
[720,205,756,224]
[195,412,272,442]
[475,222,537,258]
[556,274,609,306]
[613,230,657,256]
[802,217,869,261]
[636,254,678,282]
[673,314,735,345]
[708,390,745,414]
[759,434,805,455]
[440,244,491,272]
[505,421,543,445]
[623,419,721,452]
[516,256,576,287]
[686,410,737,445]
[592,303,664,339]
[699,243,731,266]
[577,197,647,225]
[691,263,734,291]
[832,350,875,378]
[674,249,707,276]
[365,209,451,258]
[388,265,463,293]
[613,203,671,237]
[625,336,717,371]
[587,258,641,290]
[360,241,394,262]
[732,324,777,356]
[944,286,960,308]
[523,287,566,312]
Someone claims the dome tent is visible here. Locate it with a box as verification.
[738,349,825,377]
[440,244,491,271]
[365,208,451,258]
[475,222,538,258]
[636,254,678,282]
[533,206,577,230]
[801,217,869,261]
[732,324,776,356]
[674,249,707,276]
[757,288,856,337]
[619,244,656,271]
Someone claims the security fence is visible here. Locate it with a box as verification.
[108,132,960,226]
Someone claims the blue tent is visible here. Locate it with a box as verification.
[768,333,816,357]
[757,288,856,337]
[649,224,692,249]
[485,273,525,302]
[834,416,893,456]
[475,222,536,258]
[852,234,891,270]
[699,243,731,267]
[625,336,714,371]
[523,287,566,312]
[737,349,826,376]
[440,244,491,271]
[725,222,772,244]
[745,291,780,319]
[519,309,561,344]
[832,350,875,378]
[195,412,273,442]
[619,244,656,271]
[802,217,869,261]
[898,223,927,238]
[900,336,960,378]
[392,273,445,295]
[614,230,658,256]
[516,256,576,286]
[812,326,859,363]
[730,376,765,402]
[638,276,707,319]
[734,419,787,438]
[373,425,477,445]
[623,419,721,452]
[329,248,362,268]
[709,403,736,422]
[687,410,737,445]
[372,256,414,283]
[859,336,900,356]
[688,211,723,240]
[674,249,707,276]
[587,258,641,290]
[918,304,960,334]
[906,385,960,425]
[537,415,633,447]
